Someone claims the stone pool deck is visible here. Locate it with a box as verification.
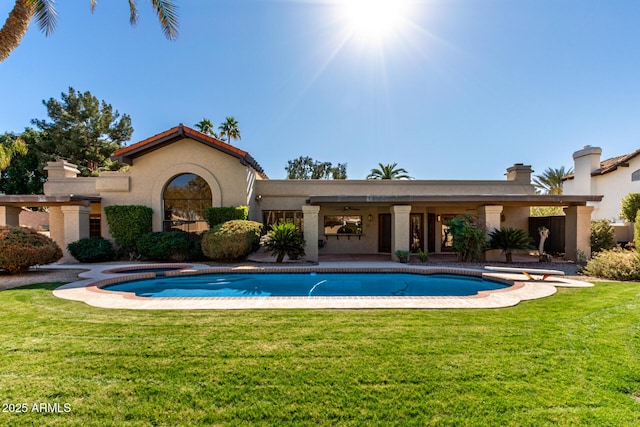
[50,261,594,310]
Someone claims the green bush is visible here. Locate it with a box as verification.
[620,193,640,222]
[636,211,640,256]
[0,226,63,274]
[581,247,640,280]
[205,206,249,228]
[590,219,615,254]
[67,237,115,263]
[488,227,533,263]
[444,215,485,262]
[201,220,262,261]
[104,205,153,254]
[260,222,306,262]
[137,232,191,262]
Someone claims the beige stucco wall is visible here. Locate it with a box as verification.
[564,148,640,223]
[44,138,261,237]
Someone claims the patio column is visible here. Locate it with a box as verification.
[478,205,503,262]
[0,206,21,227]
[564,205,594,262]
[391,205,411,261]
[477,205,503,235]
[302,205,321,263]
[61,205,91,262]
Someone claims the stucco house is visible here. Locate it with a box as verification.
[0,124,600,262]
[563,145,640,242]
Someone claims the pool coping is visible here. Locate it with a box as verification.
[52,262,594,310]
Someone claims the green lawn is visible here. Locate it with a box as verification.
[1,281,640,426]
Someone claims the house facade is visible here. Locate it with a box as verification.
[0,125,600,262]
[563,145,640,242]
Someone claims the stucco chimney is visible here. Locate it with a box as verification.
[505,163,533,184]
[44,160,81,179]
[572,145,602,195]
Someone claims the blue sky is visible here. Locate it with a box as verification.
[1,0,640,180]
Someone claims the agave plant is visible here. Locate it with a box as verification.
[260,223,306,263]
[488,227,533,263]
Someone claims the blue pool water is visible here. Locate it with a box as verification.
[102,273,508,298]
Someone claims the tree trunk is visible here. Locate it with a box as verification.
[0,0,33,63]
[276,253,284,263]
[506,252,513,263]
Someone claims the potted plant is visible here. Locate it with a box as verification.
[395,249,410,263]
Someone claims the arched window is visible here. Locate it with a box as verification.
[163,173,212,232]
[632,169,640,182]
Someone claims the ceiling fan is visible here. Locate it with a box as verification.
[341,206,360,211]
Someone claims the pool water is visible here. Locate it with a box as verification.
[102,272,508,298]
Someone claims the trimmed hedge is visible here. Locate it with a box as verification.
[0,226,63,274]
[206,206,249,228]
[67,237,115,263]
[201,220,262,261]
[137,232,191,262]
[104,205,153,254]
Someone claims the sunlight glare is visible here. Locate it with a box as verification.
[340,0,413,43]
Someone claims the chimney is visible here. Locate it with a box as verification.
[44,160,80,179]
[572,145,602,195]
[505,163,533,184]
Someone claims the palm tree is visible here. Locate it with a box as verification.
[366,163,413,180]
[0,0,178,63]
[194,118,219,138]
[488,227,533,263]
[532,166,573,195]
[218,116,241,145]
[0,134,27,170]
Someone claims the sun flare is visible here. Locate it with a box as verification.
[339,0,414,43]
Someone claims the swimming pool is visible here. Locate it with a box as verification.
[102,272,508,298]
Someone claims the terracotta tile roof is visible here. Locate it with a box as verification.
[112,124,267,178]
[563,147,640,180]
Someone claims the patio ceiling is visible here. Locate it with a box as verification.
[0,195,101,208]
[307,194,603,207]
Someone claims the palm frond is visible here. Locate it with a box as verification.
[28,0,58,36]
[128,0,139,26]
[150,0,178,40]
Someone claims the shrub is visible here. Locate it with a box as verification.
[137,232,191,262]
[0,226,63,274]
[636,211,640,256]
[590,219,615,254]
[620,193,640,222]
[488,227,533,263]
[104,205,153,255]
[580,247,640,281]
[205,206,249,228]
[260,222,305,262]
[67,238,115,263]
[444,215,485,262]
[417,249,429,263]
[201,220,262,261]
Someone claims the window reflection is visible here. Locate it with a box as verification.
[163,174,212,232]
[324,215,362,234]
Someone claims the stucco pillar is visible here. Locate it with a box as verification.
[478,205,503,262]
[477,205,503,235]
[0,206,21,227]
[564,205,594,262]
[391,205,412,260]
[302,205,321,263]
[60,205,91,262]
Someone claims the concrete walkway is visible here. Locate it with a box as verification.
[51,260,594,310]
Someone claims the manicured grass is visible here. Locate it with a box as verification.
[1,282,640,426]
